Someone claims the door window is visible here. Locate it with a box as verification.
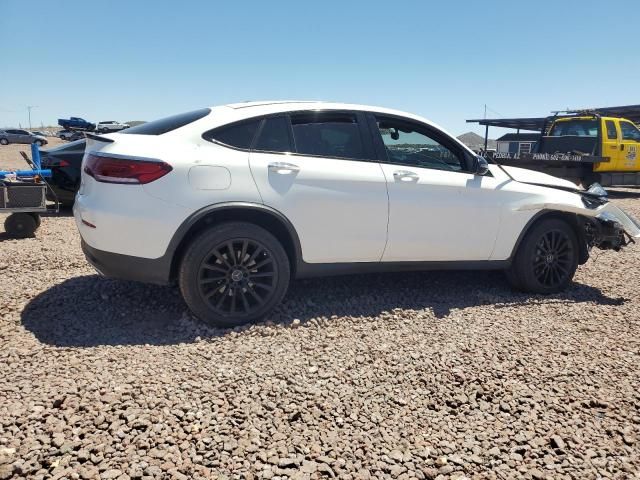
[290,113,366,160]
[376,117,464,172]
[606,120,618,140]
[620,121,640,142]
[204,119,261,149]
[253,116,292,153]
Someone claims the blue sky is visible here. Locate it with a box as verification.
[1,0,638,137]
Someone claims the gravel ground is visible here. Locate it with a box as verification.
[1,143,640,479]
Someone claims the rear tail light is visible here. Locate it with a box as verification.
[84,153,172,184]
[59,159,70,167]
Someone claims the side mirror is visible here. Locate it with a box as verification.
[473,155,490,176]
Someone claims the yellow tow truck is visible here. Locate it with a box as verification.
[467,105,640,187]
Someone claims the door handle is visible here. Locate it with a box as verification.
[621,144,625,151]
[268,162,300,174]
[393,170,419,182]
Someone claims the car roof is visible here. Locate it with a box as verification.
[206,100,459,145]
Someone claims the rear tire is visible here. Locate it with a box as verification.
[506,218,579,294]
[179,222,290,328]
[4,213,38,238]
[0,138,8,145]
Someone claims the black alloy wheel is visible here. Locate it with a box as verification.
[179,222,290,327]
[506,218,579,294]
[531,229,573,288]
[197,238,277,316]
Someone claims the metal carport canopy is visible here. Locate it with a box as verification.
[466,117,546,131]
[466,104,640,132]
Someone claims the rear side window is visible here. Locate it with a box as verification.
[253,116,292,153]
[606,120,618,140]
[549,119,598,137]
[122,108,210,135]
[290,113,365,160]
[205,119,261,149]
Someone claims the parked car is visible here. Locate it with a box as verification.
[40,139,86,207]
[96,121,129,133]
[74,101,640,327]
[0,129,47,146]
[58,117,95,131]
[31,130,48,137]
[58,130,84,141]
[58,130,74,140]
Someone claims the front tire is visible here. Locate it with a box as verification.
[507,218,579,294]
[0,138,8,145]
[179,222,290,328]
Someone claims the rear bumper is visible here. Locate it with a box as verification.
[81,240,172,285]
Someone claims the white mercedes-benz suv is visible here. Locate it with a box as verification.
[74,101,640,327]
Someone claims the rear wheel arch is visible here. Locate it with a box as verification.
[511,210,590,265]
[168,203,302,282]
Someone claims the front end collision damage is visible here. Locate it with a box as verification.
[517,200,640,255]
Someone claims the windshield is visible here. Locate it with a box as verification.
[549,119,599,137]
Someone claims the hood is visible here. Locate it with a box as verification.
[501,165,581,191]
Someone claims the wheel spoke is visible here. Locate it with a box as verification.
[240,240,249,265]
[227,241,237,265]
[250,272,275,278]
[202,263,227,274]
[212,249,232,269]
[200,275,226,284]
[252,282,273,293]
[230,288,237,313]
[247,285,263,303]
[247,246,264,265]
[239,289,250,312]
[252,258,273,270]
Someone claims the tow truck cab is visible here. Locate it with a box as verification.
[546,116,640,171]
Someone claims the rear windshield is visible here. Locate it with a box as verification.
[549,119,599,137]
[121,108,211,135]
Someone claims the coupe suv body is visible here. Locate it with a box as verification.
[73,101,640,326]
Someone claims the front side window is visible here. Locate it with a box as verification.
[606,120,618,140]
[549,119,599,137]
[253,116,292,153]
[620,121,640,142]
[290,113,365,160]
[205,119,261,149]
[376,117,463,172]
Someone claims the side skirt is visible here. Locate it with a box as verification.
[295,260,511,279]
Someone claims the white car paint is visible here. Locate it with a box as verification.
[74,101,640,269]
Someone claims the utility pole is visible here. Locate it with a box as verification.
[27,105,38,130]
[483,104,489,152]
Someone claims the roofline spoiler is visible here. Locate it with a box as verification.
[84,132,114,143]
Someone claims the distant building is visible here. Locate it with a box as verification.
[496,133,541,154]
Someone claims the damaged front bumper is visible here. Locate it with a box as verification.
[517,201,640,252]
[588,204,640,250]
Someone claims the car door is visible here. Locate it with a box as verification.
[5,130,20,142]
[619,120,640,171]
[369,113,503,262]
[600,119,621,171]
[248,111,388,263]
[17,130,32,143]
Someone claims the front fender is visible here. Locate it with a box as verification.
[516,202,640,239]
